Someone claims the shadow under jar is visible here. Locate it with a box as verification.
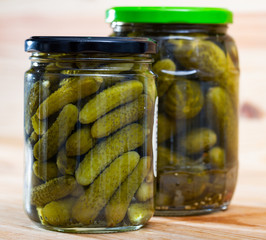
[24,37,157,233]
[106,7,240,216]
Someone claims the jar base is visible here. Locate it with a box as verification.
[154,201,229,216]
[33,222,143,234]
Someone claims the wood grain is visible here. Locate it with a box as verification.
[0,12,266,240]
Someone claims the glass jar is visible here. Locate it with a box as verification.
[24,37,157,233]
[106,7,239,216]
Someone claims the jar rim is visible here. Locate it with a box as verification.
[106,7,233,24]
[25,36,157,54]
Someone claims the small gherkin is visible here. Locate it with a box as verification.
[24,81,50,135]
[152,58,176,97]
[33,161,60,181]
[164,79,204,120]
[91,94,151,138]
[135,181,154,202]
[65,126,95,156]
[33,104,78,161]
[180,128,217,155]
[206,146,225,169]
[37,197,76,226]
[36,75,102,119]
[79,80,143,124]
[127,202,154,226]
[169,39,227,82]
[31,176,77,207]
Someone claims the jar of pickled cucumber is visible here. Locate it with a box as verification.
[24,37,157,232]
[106,7,239,216]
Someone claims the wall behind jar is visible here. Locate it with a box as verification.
[0,0,265,182]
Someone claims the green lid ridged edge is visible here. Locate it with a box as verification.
[106,7,233,24]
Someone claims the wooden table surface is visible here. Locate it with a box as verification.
[0,10,266,240]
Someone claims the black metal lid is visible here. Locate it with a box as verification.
[25,36,156,54]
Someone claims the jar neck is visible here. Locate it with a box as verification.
[29,52,154,72]
[111,22,228,35]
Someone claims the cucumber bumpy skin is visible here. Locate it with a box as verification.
[66,126,95,156]
[105,156,151,227]
[75,123,147,186]
[36,76,102,119]
[33,104,78,161]
[79,80,143,124]
[72,151,140,225]
[31,176,77,207]
[91,94,151,138]
[164,79,204,120]
[169,39,227,82]
[38,197,76,226]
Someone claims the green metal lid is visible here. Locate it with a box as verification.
[106,7,233,24]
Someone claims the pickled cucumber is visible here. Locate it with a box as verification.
[79,80,143,124]
[137,71,157,103]
[127,202,153,226]
[207,147,225,169]
[38,197,76,226]
[25,81,50,135]
[105,156,151,227]
[180,128,217,155]
[153,58,176,97]
[135,182,154,202]
[56,148,77,175]
[164,79,204,119]
[91,94,151,138]
[75,123,147,186]
[33,161,59,181]
[72,151,140,224]
[31,176,77,207]
[36,76,102,119]
[33,104,78,161]
[65,126,95,156]
[206,87,238,163]
[223,53,239,107]
[169,39,227,82]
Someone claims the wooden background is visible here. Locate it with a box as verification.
[0,1,266,239]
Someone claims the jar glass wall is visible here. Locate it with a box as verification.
[24,37,157,232]
[107,7,240,216]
